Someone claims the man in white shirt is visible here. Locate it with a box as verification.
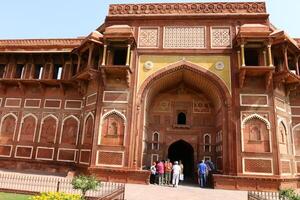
[172,161,181,187]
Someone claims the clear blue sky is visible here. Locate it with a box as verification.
[0,0,299,39]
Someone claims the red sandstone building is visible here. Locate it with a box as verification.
[0,1,300,190]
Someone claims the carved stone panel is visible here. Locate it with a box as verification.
[101,113,125,146]
[0,115,16,143]
[138,27,159,48]
[61,117,79,145]
[40,116,57,144]
[83,115,94,145]
[243,118,270,153]
[211,27,231,48]
[19,115,36,142]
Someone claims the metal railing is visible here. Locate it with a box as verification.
[0,172,125,200]
[248,191,288,200]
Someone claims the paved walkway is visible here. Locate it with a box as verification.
[125,184,247,200]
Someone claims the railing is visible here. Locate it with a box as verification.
[248,191,288,200]
[0,172,125,200]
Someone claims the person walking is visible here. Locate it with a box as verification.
[179,160,184,183]
[156,160,164,185]
[198,160,207,188]
[150,161,157,184]
[172,161,181,187]
[164,159,173,185]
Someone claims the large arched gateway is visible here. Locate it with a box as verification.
[135,61,234,177]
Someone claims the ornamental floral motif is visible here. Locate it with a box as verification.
[211,27,231,48]
[138,28,159,48]
[109,2,266,16]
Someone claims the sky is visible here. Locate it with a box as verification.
[0,0,299,39]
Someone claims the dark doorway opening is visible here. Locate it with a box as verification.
[168,140,194,178]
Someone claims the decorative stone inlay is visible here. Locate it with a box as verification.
[144,61,154,70]
[215,61,225,70]
[211,27,231,48]
[139,28,159,48]
[164,27,205,48]
[109,2,266,16]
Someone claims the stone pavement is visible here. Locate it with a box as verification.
[125,184,247,200]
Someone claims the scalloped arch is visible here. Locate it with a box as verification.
[242,113,271,129]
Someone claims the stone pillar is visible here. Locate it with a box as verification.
[267,45,274,67]
[87,45,94,67]
[101,45,107,66]
[76,54,81,73]
[126,44,131,66]
[237,51,241,68]
[263,50,267,66]
[283,45,289,71]
[241,44,246,67]
[295,56,300,75]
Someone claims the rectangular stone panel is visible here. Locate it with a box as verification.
[240,94,268,106]
[0,145,12,157]
[163,26,205,48]
[103,91,128,103]
[15,146,33,159]
[24,99,41,108]
[281,161,291,174]
[44,99,61,109]
[57,148,76,162]
[79,150,91,164]
[138,27,159,48]
[86,93,97,106]
[211,27,231,48]
[65,100,82,109]
[36,147,54,160]
[291,107,300,116]
[5,98,21,108]
[97,151,123,166]
[244,158,272,174]
[296,162,300,174]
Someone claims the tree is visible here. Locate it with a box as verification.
[71,175,100,200]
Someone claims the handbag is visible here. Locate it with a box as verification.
[179,174,184,181]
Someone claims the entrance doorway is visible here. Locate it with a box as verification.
[168,140,194,178]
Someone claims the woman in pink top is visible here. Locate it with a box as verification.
[156,160,164,185]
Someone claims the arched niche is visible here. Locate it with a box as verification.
[293,124,300,155]
[242,114,271,153]
[100,110,125,146]
[0,113,17,143]
[60,115,80,145]
[278,120,288,155]
[39,114,58,144]
[18,114,37,142]
[82,113,94,145]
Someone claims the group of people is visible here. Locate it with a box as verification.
[197,160,215,188]
[150,159,184,187]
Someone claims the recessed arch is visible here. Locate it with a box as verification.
[59,115,80,145]
[242,114,271,130]
[38,114,59,143]
[0,113,18,142]
[292,123,300,155]
[81,112,95,145]
[18,113,38,142]
[98,109,127,146]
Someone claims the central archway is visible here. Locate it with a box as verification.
[135,60,234,175]
[168,140,194,177]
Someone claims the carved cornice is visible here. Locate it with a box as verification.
[0,39,83,47]
[109,2,266,16]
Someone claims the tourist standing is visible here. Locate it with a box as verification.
[197,160,207,188]
[179,160,184,183]
[205,160,215,187]
[150,162,157,184]
[156,160,164,185]
[164,159,173,185]
[172,161,181,187]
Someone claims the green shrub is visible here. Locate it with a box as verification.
[71,175,100,199]
[30,192,81,200]
[279,189,300,200]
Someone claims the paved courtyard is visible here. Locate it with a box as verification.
[125,184,247,200]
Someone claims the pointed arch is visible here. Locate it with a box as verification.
[151,131,159,150]
[81,112,95,145]
[0,113,18,142]
[292,123,300,155]
[18,113,38,142]
[38,114,59,144]
[98,109,126,146]
[242,114,271,130]
[59,115,80,145]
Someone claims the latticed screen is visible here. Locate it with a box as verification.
[164,26,205,48]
